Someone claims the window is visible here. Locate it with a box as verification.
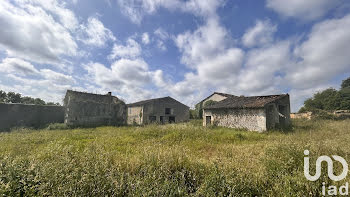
[149,116,156,123]
[165,108,171,115]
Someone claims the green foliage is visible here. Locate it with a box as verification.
[47,123,70,130]
[338,87,350,110]
[298,107,307,113]
[0,90,60,105]
[1,120,350,196]
[341,77,350,89]
[203,100,218,107]
[6,92,21,103]
[300,76,350,112]
[194,103,203,119]
[33,98,45,105]
[189,109,199,119]
[0,90,6,102]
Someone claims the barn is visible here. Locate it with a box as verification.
[127,96,189,125]
[202,93,291,132]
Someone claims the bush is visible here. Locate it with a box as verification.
[47,123,70,130]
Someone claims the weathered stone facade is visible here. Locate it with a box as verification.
[0,103,64,131]
[203,108,267,132]
[203,94,291,132]
[127,96,189,125]
[64,90,126,127]
[196,92,234,118]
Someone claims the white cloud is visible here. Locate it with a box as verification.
[287,14,350,89]
[0,67,75,103]
[154,28,169,40]
[154,28,169,51]
[156,40,167,51]
[40,68,75,84]
[0,58,39,75]
[78,17,116,47]
[242,19,277,48]
[19,0,79,31]
[175,18,229,68]
[142,32,150,45]
[0,0,77,65]
[117,0,223,24]
[108,38,141,59]
[266,0,341,21]
[111,58,152,85]
[237,41,291,93]
[84,60,163,103]
[172,17,245,104]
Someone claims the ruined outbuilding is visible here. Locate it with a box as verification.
[127,96,190,125]
[64,90,127,127]
[202,93,291,132]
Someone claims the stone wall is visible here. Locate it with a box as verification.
[290,112,312,120]
[0,103,64,131]
[64,90,127,127]
[129,97,189,125]
[127,106,143,125]
[142,98,189,124]
[203,108,267,132]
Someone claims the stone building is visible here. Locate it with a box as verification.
[195,92,236,118]
[127,96,190,125]
[202,93,291,132]
[64,90,127,127]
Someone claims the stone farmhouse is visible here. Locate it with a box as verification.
[127,96,190,125]
[200,92,291,132]
[64,90,127,127]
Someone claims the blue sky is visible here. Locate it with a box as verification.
[0,0,350,112]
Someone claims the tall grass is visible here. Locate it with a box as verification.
[1,119,350,196]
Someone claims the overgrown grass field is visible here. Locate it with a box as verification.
[1,119,350,196]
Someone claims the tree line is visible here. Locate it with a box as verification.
[0,90,60,106]
[299,77,350,112]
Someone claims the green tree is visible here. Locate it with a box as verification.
[299,76,350,112]
[0,90,6,102]
[34,98,46,105]
[6,92,21,103]
[341,77,350,89]
[21,96,35,104]
[338,87,350,110]
[194,102,203,119]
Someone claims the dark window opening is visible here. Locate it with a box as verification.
[206,116,211,126]
[169,116,175,123]
[149,116,156,123]
[160,116,164,124]
[165,108,171,115]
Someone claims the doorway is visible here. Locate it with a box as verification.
[206,116,211,126]
[278,105,287,127]
[169,116,175,123]
[160,116,164,124]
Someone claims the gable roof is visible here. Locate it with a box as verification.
[203,94,288,109]
[197,92,237,105]
[127,96,189,108]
